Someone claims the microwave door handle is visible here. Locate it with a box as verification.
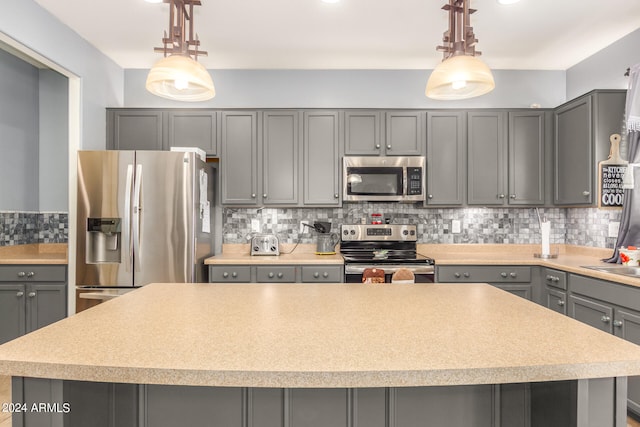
[123,165,134,273]
[132,164,143,272]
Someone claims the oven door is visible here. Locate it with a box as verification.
[344,264,435,283]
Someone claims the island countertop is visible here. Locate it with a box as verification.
[2,283,640,388]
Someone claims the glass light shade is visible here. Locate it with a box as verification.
[425,55,495,100]
[146,55,215,102]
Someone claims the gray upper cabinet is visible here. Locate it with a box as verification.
[304,111,341,205]
[426,111,465,205]
[467,111,506,205]
[167,110,217,156]
[220,111,259,205]
[385,111,425,156]
[107,109,165,150]
[344,111,382,155]
[553,90,625,206]
[262,111,299,205]
[508,111,545,205]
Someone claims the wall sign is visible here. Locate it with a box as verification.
[599,164,627,207]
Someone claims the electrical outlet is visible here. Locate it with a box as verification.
[251,219,260,233]
[300,220,309,233]
[452,220,461,234]
[608,222,620,238]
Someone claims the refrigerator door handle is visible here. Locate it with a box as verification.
[124,165,134,272]
[133,164,143,272]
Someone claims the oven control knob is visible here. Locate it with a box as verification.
[350,230,356,235]
[410,230,415,236]
[270,246,277,252]
[403,230,408,235]
[343,230,349,235]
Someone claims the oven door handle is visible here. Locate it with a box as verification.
[344,265,434,275]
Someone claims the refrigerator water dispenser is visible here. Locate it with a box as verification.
[86,218,121,263]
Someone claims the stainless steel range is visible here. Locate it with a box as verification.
[340,224,435,283]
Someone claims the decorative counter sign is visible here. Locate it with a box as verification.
[598,134,627,208]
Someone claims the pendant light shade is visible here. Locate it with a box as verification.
[425,55,494,100]
[426,0,495,100]
[146,55,215,102]
[146,0,215,102]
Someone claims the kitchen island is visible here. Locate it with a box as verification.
[1,283,640,426]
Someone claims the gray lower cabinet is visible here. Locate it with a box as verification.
[167,110,217,155]
[553,90,625,206]
[220,111,259,204]
[436,265,534,301]
[209,264,343,283]
[303,111,341,205]
[567,273,640,415]
[541,267,567,315]
[0,265,67,345]
[426,111,465,205]
[107,109,165,151]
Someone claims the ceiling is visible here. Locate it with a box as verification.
[33,0,640,71]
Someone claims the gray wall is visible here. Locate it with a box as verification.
[124,69,566,109]
[0,48,39,211]
[1,0,123,150]
[566,28,640,100]
[39,69,68,211]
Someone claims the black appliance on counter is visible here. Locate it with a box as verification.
[340,224,435,283]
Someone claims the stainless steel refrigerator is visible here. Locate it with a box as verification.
[76,150,214,306]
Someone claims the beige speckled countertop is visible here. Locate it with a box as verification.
[0,244,68,265]
[2,282,640,388]
[205,244,344,265]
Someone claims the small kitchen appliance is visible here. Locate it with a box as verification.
[340,224,435,283]
[304,221,340,254]
[343,156,425,202]
[251,234,280,256]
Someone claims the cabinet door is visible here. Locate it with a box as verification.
[0,284,26,344]
[167,111,217,155]
[27,284,66,333]
[493,284,532,300]
[554,96,593,205]
[508,112,545,205]
[107,110,165,151]
[467,112,506,205]
[545,288,567,315]
[303,111,341,205]
[614,309,640,415]
[384,111,424,155]
[221,111,259,204]
[426,112,465,205]
[262,111,299,205]
[344,111,382,155]
[569,294,613,333]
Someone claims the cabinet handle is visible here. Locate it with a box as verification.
[17,271,26,278]
[557,300,565,306]
[323,272,329,278]
[386,144,392,150]
[613,320,623,327]
[334,193,339,199]
[251,193,256,198]
[263,194,267,199]
[28,292,36,298]
[501,272,508,278]
[463,272,470,278]
[509,272,517,278]
[375,144,381,149]
[231,272,238,278]
[277,272,283,278]
[223,272,229,278]
[498,194,505,199]
[428,194,433,199]
[16,291,24,297]
[509,194,516,199]
[27,271,35,278]
[582,191,590,197]
[268,272,275,278]
[454,272,461,278]
[601,315,611,323]
[313,272,320,278]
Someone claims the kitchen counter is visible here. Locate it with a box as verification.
[205,243,344,265]
[420,243,640,288]
[0,243,68,265]
[1,282,640,388]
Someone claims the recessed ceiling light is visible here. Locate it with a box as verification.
[497,0,521,4]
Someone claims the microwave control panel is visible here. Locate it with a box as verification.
[407,167,423,196]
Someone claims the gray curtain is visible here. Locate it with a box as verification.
[605,63,640,263]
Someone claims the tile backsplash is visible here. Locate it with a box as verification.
[223,205,624,249]
[0,212,69,246]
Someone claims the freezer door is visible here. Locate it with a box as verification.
[133,151,203,285]
[76,151,135,286]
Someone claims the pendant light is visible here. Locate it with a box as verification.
[146,0,215,102]
[426,0,495,100]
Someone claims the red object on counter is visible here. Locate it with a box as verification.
[371,213,383,224]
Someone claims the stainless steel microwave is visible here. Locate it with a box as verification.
[343,156,425,202]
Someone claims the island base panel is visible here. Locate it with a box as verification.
[11,377,628,427]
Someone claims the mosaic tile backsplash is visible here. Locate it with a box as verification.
[223,205,624,249]
[0,212,69,246]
